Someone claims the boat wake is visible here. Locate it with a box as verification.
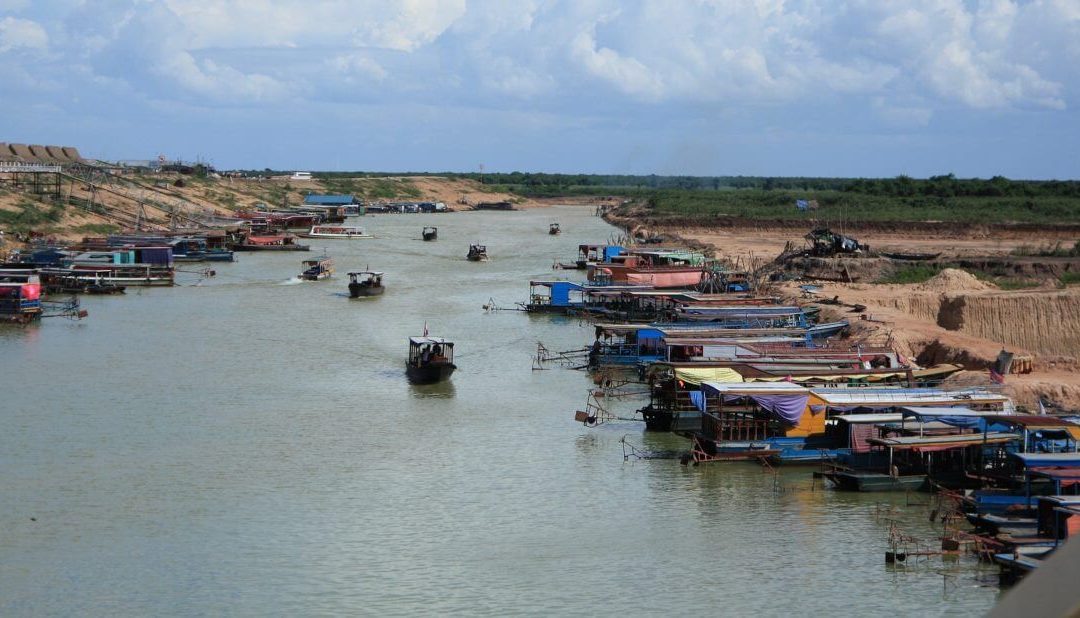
[279,277,304,285]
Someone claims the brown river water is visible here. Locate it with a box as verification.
[0,206,999,615]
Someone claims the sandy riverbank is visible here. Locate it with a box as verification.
[604,211,1080,411]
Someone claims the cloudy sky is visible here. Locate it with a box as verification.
[1,0,1077,177]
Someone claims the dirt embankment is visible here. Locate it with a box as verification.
[0,174,558,242]
[775,270,1080,410]
[607,208,1080,261]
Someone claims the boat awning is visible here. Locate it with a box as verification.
[662,336,805,346]
[753,370,909,383]
[529,280,584,289]
[811,389,1010,409]
[983,415,1080,441]
[900,407,1010,429]
[701,381,809,396]
[911,364,964,379]
[1027,468,1080,488]
[833,413,905,425]
[409,337,452,345]
[701,381,810,425]
[673,367,743,386]
[1010,452,1080,468]
[868,432,1020,452]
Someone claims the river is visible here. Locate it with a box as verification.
[0,206,999,615]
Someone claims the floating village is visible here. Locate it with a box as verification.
[2,143,1079,606]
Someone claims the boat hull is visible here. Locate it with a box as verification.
[824,471,927,492]
[349,284,385,298]
[234,244,310,251]
[406,362,456,384]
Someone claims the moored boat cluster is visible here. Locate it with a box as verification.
[530,238,1080,587]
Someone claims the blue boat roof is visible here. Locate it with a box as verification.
[303,194,355,205]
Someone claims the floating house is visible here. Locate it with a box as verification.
[303,193,364,217]
[0,270,42,323]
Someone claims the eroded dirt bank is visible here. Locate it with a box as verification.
[606,209,1080,412]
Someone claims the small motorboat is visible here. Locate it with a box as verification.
[300,255,334,280]
[422,226,438,241]
[348,271,384,297]
[406,336,456,384]
[549,222,561,235]
[466,243,489,261]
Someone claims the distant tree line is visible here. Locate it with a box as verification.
[226,169,1080,199]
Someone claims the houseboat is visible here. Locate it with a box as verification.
[233,234,310,251]
[348,271,384,297]
[406,336,456,384]
[0,270,43,323]
[467,243,489,262]
[65,249,175,286]
[567,244,624,270]
[300,225,373,239]
[300,255,334,281]
[169,238,234,262]
[686,383,1014,467]
[422,226,438,241]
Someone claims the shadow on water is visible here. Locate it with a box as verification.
[408,379,457,399]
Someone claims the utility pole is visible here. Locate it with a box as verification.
[479,163,484,185]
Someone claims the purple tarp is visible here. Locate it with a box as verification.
[743,394,809,425]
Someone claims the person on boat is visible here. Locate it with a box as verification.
[421,347,432,364]
[431,343,445,363]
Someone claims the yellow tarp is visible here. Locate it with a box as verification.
[674,366,743,385]
[755,372,907,383]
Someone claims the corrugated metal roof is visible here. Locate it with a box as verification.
[303,194,355,205]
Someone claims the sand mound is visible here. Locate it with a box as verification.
[915,268,994,293]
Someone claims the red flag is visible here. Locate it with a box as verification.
[989,367,1005,384]
[423,321,429,337]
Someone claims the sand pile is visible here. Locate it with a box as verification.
[915,268,994,293]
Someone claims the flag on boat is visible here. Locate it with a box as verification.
[423,321,429,337]
[989,367,1005,384]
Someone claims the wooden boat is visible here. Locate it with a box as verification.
[549,222,561,235]
[348,271,384,297]
[300,255,334,281]
[467,243,489,262]
[822,470,928,492]
[299,225,373,239]
[233,234,310,251]
[422,226,438,241]
[406,336,456,384]
[67,263,174,286]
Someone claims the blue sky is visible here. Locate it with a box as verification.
[1,0,1077,178]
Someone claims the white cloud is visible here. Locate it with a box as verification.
[0,16,47,53]
[3,1,1076,120]
[328,53,388,82]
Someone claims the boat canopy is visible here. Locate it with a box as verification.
[833,413,906,425]
[868,432,1020,452]
[984,415,1080,441]
[812,388,1011,409]
[1027,468,1080,486]
[700,381,814,430]
[409,336,452,345]
[673,366,743,386]
[898,409,1080,440]
[1010,452,1080,468]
